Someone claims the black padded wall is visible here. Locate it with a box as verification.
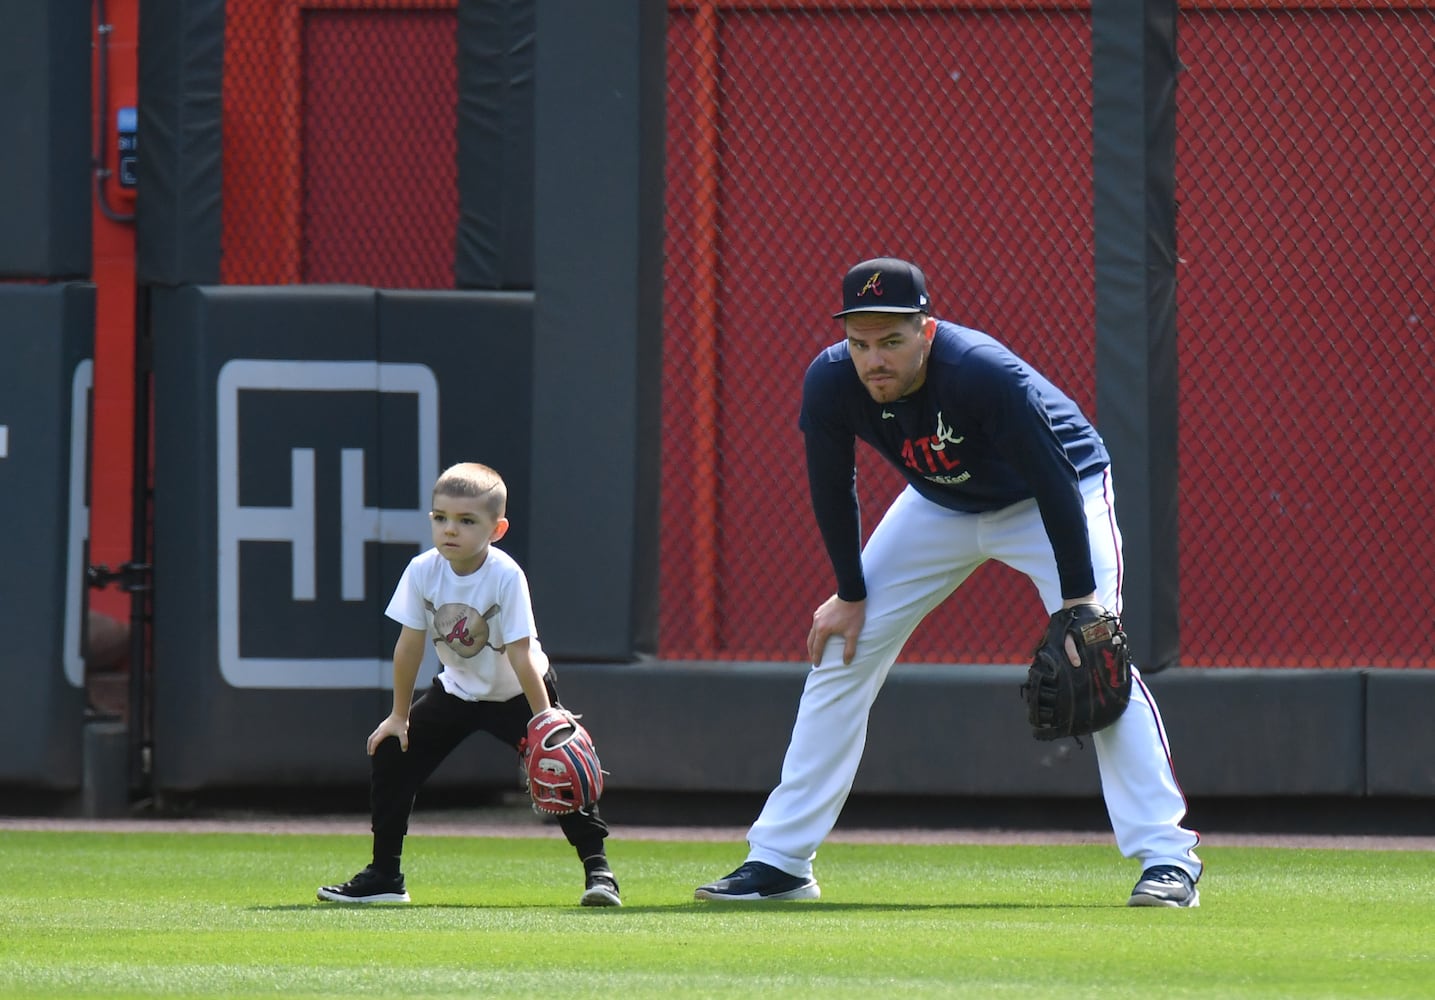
[149,285,532,791]
[136,0,225,286]
[0,1,91,277]
[1092,0,1181,672]
[528,0,665,660]
[0,283,94,786]
[455,0,536,289]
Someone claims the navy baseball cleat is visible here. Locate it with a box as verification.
[580,869,622,907]
[317,865,410,904]
[694,861,820,901]
[1127,865,1199,908]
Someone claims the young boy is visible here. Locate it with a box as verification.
[318,462,620,906]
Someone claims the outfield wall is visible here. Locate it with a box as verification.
[532,663,1433,800]
[10,664,1434,816]
[2,1,1431,820]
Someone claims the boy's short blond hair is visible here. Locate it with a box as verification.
[432,462,507,520]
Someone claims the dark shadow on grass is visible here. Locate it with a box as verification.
[254,903,638,912]
[254,901,1110,913]
[669,902,1111,912]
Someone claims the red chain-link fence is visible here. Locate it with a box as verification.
[659,0,1432,667]
[221,0,458,287]
[661,2,1096,661]
[1174,2,1434,666]
[216,1,1434,669]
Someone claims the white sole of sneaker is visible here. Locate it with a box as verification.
[580,886,622,907]
[316,888,411,904]
[693,883,821,902]
[1127,888,1199,908]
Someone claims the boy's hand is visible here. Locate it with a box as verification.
[367,714,409,755]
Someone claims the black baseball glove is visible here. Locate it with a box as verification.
[1021,603,1132,741]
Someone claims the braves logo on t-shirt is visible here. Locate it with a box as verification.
[430,603,502,657]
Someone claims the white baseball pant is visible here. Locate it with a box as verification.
[745,469,1202,880]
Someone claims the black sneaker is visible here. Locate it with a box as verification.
[580,869,622,907]
[1127,865,1199,908]
[694,861,820,902]
[317,865,410,904]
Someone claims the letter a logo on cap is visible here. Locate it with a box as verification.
[834,257,930,317]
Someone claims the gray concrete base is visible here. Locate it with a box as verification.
[80,720,131,818]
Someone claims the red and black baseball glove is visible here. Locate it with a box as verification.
[520,707,605,815]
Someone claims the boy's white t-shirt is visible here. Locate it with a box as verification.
[384,545,544,702]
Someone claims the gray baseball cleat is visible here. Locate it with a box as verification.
[581,868,622,907]
[1127,865,1199,908]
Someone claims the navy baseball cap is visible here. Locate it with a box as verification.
[833,257,931,317]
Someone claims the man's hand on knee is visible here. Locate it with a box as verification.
[808,595,866,665]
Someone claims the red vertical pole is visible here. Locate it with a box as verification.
[89,0,140,627]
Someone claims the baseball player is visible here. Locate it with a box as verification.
[694,258,1202,907]
[318,462,620,907]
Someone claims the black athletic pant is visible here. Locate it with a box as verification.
[369,667,609,871]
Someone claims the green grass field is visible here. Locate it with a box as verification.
[1,829,1432,999]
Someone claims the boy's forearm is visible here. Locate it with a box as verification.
[517,669,551,716]
[508,644,552,716]
[390,658,421,717]
[389,628,426,718]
